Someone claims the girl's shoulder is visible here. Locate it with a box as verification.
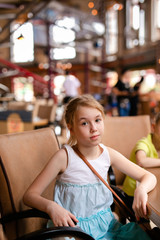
[99,143,111,165]
[99,143,110,155]
[63,144,111,166]
[62,144,73,156]
[63,144,71,150]
[99,143,107,150]
[62,144,77,167]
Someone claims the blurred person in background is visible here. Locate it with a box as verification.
[112,69,131,116]
[62,70,81,104]
[123,111,160,199]
[130,76,144,116]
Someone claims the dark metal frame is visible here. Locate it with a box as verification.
[0,208,95,240]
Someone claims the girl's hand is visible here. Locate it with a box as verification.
[46,201,79,227]
[132,186,149,220]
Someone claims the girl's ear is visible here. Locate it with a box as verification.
[151,122,155,133]
[67,124,71,130]
[150,117,155,133]
[67,124,74,134]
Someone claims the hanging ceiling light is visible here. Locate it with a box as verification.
[92,9,98,16]
[113,2,123,11]
[106,1,124,11]
[88,2,94,9]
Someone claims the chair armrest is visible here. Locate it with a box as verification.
[16,226,95,240]
[1,209,95,239]
[108,166,116,185]
[0,208,49,225]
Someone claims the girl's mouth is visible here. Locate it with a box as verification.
[90,135,99,140]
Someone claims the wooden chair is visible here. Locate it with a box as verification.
[0,128,93,240]
[32,99,57,125]
[102,115,151,186]
[37,105,53,122]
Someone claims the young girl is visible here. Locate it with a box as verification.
[23,94,156,240]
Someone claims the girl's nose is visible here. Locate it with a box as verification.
[90,123,97,132]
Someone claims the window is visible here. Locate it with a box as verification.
[151,0,160,42]
[51,47,76,60]
[11,22,34,63]
[125,0,145,48]
[132,4,140,30]
[13,77,34,102]
[51,25,75,44]
[158,0,160,28]
[105,9,118,55]
[49,17,76,60]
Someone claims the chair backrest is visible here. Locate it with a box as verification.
[102,115,151,185]
[7,101,27,111]
[32,99,57,123]
[0,127,59,239]
[37,105,52,120]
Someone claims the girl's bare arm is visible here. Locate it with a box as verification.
[23,148,78,226]
[108,147,157,219]
[136,150,160,168]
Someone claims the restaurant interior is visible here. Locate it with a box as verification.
[0,0,160,239]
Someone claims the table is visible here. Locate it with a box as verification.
[147,168,160,228]
[0,96,14,102]
[33,118,48,128]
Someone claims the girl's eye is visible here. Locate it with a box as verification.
[95,118,101,123]
[82,121,88,126]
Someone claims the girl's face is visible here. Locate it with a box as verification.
[70,106,104,148]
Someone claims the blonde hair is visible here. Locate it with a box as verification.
[64,94,105,146]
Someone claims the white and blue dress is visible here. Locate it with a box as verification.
[47,144,151,240]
